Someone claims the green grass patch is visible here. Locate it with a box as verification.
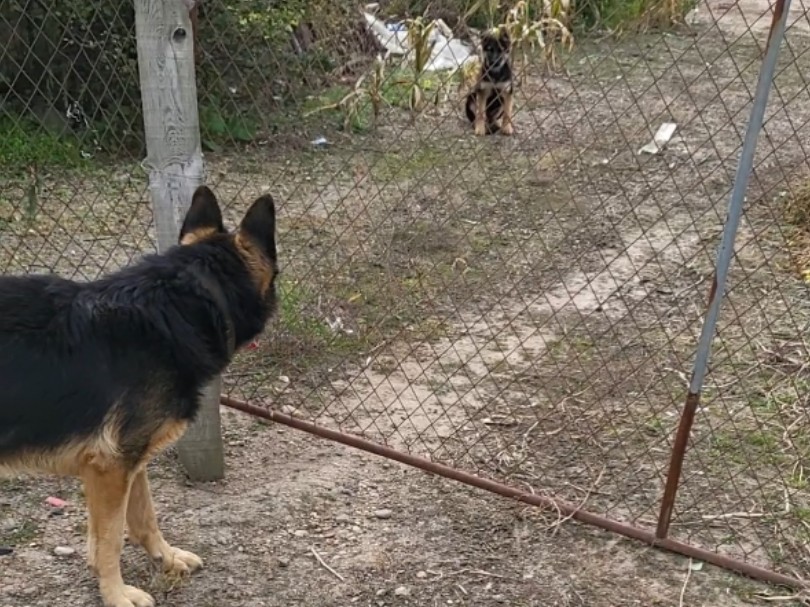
[372,146,456,182]
[303,67,460,134]
[1,519,41,546]
[0,119,86,173]
[710,427,784,467]
[199,102,262,151]
[277,278,334,342]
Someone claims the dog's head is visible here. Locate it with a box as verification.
[179,185,279,329]
[481,29,510,65]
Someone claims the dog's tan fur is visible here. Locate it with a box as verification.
[179,226,220,246]
[235,232,276,297]
[502,92,514,136]
[1,397,199,607]
[473,81,514,136]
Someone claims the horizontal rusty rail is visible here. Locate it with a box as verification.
[220,395,805,591]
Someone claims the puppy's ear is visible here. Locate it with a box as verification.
[237,194,277,263]
[498,28,511,48]
[179,186,225,245]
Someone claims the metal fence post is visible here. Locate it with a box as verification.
[654,0,793,540]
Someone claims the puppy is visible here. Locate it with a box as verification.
[465,29,514,136]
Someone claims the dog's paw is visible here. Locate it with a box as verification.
[501,123,514,136]
[161,546,204,577]
[102,584,155,607]
[474,122,486,136]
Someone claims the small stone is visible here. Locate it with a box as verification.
[227,576,235,585]
[335,514,352,524]
[277,557,289,567]
[53,546,75,557]
[0,520,17,533]
[0,546,13,556]
[293,529,307,538]
[416,571,427,579]
[394,585,410,597]
[373,509,392,520]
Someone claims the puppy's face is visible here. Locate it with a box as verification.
[482,30,510,64]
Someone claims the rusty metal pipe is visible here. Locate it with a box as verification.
[655,0,793,540]
[220,395,805,590]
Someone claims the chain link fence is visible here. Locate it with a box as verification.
[2,0,810,587]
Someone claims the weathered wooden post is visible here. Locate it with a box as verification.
[135,0,225,481]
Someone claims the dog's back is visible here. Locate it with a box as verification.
[0,201,277,476]
[0,273,117,467]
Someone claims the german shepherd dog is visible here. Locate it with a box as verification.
[0,186,278,607]
[465,29,514,136]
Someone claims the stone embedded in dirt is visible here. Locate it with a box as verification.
[277,557,289,567]
[293,529,307,537]
[416,571,427,579]
[280,404,304,418]
[53,546,75,557]
[373,509,392,520]
[335,513,352,524]
[0,519,18,533]
[394,585,410,597]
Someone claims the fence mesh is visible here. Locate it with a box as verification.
[2,0,810,583]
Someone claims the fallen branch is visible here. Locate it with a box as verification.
[310,547,345,582]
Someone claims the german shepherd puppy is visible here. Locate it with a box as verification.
[465,29,514,136]
[0,186,278,607]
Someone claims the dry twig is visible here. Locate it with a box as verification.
[310,547,345,582]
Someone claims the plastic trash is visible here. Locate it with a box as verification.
[638,122,677,155]
[362,11,475,72]
[45,496,67,508]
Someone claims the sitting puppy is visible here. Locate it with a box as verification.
[465,29,514,136]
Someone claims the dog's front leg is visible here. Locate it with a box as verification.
[127,468,203,576]
[501,92,514,136]
[83,464,154,607]
[474,90,487,136]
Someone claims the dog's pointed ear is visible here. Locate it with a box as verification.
[498,28,511,48]
[237,194,277,262]
[179,186,225,245]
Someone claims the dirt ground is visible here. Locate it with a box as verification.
[4,1,810,606]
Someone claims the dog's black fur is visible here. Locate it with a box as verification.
[465,29,514,135]
[0,185,278,607]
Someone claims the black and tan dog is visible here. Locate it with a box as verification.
[465,29,514,136]
[0,186,279,607]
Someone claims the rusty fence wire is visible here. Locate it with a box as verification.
[2,0,810,587]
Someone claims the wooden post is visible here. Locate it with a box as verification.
[135,0,225,481]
